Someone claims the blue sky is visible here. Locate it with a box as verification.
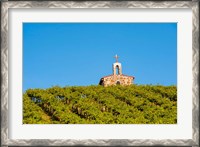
[23,23,177,91]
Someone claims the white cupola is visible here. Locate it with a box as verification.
[113,54,122,75]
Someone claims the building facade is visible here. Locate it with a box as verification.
[99,55,134,87]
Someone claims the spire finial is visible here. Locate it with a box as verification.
[114,54,119,62]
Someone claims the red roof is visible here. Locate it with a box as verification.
[101,74,134,79]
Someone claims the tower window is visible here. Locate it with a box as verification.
[116,65,120,75]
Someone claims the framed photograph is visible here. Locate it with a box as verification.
[1,1,199,146]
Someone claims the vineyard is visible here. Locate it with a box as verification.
[23,85,177,124]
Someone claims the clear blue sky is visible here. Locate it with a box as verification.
[23,23,177,91]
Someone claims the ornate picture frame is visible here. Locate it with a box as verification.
[1,1,199,146]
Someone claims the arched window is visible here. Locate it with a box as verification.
[116,81,120,85]
[116,65,120,75]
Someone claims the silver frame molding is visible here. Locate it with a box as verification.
[1,1,199,146]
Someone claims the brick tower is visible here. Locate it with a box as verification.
[99,55,134,87]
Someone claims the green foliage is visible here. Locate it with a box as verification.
[23,93,52,124]
[23,85,177,124]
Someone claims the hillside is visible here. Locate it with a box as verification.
[23,85,177,124]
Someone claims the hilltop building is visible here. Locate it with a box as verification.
[99,55,134,87]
